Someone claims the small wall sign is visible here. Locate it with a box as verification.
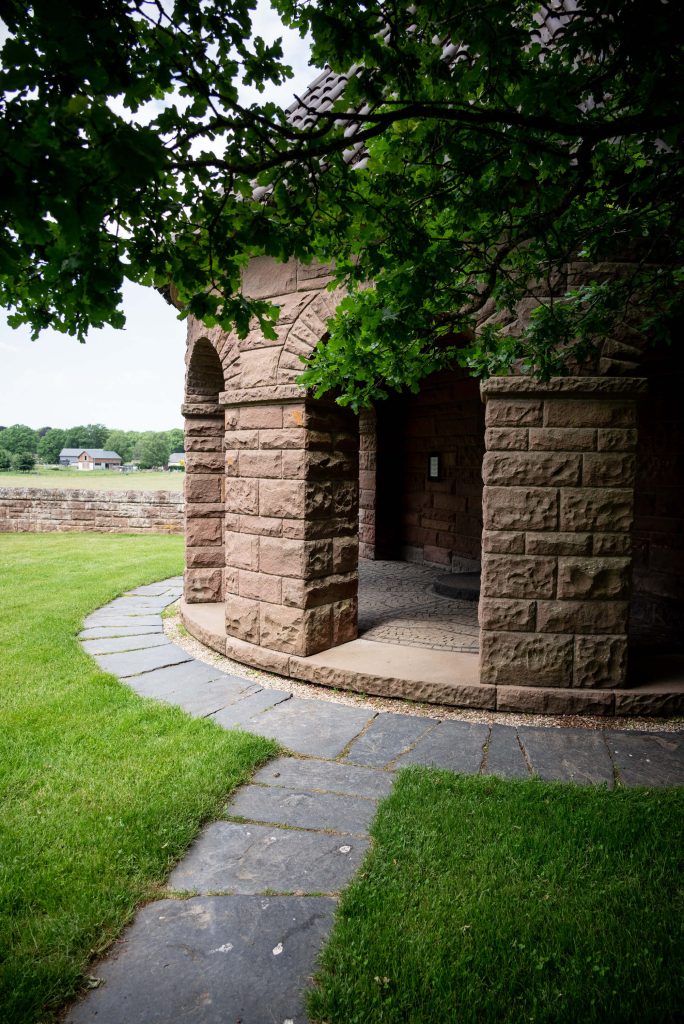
[427,453,441,481]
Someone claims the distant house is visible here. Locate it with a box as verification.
[168,452,185,470]
[59,448,123,470]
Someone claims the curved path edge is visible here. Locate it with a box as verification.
[67,579,684,1024]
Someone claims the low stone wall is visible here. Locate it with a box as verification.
[0,487,184,534]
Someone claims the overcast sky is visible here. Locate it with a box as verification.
[0,2,313,432]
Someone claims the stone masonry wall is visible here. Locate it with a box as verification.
[0,487,184,533]
[479,377,646,709]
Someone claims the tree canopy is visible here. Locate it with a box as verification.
[1,0,682,407]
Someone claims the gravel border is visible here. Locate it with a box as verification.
[163,603,683,734]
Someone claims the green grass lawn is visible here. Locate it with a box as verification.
[0,534,276,1024]
[309,767,684,1024]
[0,468,184,492]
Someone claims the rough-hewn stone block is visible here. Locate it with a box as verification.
[557,557,631,600]
[485,400,544,427]
[482,530,526,554]
[559,489,633,533]
[537,600,629,634]
[593,533,632,556]
[525,531,592,556]
[582,453,636,488]
[240,450,282,478]
[184,568,223,603]
[528,427,596,452]
[479,598,535,631]
[239,569,282,604]
[258,428,307,450]
[281,574,357,609]
[333,536,358,573]
[225,594,260,644]
[186,546,225,569]
[238,405,283,429]
[224,531,259,571]
[185,416,224,436]
[481,554,556,599]
[574,635,628,688]
[224,479,259,515]
[259,603,305,654]
[238,347,280,388]
[224,429,259,449]
[480,631,573,686]
[259,479,305,518]
[331,597,358,644]
[242,256,296,299]
[543,399,636,428]
[484,427,528,451]
[185,475,222,504]
[484,452,581,487]
[184,452,224,474]
[238,514,282,537]
[258,536,303,577]
[597,428,638,452]
[483,487,557,531]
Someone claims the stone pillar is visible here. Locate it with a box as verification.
[222,390,359,659]
[182,402,225,603]
[358,407,377,559]
[479,377,646,708]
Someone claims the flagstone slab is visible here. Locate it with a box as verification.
[393,720,489,774]
[208,689,293,729]
[241,698,375,758]
[94,643,192,678]
[166,679,262,718]
[606,731,684,787]
[485,725,531,779]
[80,633,172,656]
[83,612,162,628]
[66,895,335,1024]
[104,597,175,614]
[79,624,164,639]
[518,727,614,786]
[168,820,369,894]
[227,784,378,835]
[253,756,394,799]
[343,712,438,767]
[126,660,243,699]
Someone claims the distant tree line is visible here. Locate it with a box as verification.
[0,424,184,470]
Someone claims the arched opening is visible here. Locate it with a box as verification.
[183,338,227,605]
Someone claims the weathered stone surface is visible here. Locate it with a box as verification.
[186,546,225,569]
[481,555,556,599]
[184,452,224,474]
[281,574,357,610]
[259,603,305,653]
[496,684,615,715]
[606,731,684,785]
[259,479,305,518]
[592,533,632,556]
[559,489,633,532]
[225,594,260,644]
[82,610,166,628]
[239,450,282,478]
[94,643,192,678]
[525,532,592,556]
[485,725,530,779]
[224,479,258,515]
[239,569,282,604]
[479,598,535,632]
[184,567,223,604]
[613,687,684,717]
[574,635,628,688]
[224,532,259,571]
[227,785,378,835]
[243,697,374,758]
[167,821,369,894]
[166,677,261,718]
[224,428,259,449]
[124,658,231,699]
[79,623,165,639]
[483,487,558,531]
[597,428,638,451]
[0,487,184,536]
[242,255,297,297]
[185,475,222,504]
[537,600,629,635]
[484,427,529,451]
[482,530,525,554]
[484,452,581,488]
[517,727,614,785]
[238,347,280,388]
[209,689,292,728]
[81,633,172,656]
[253,756,394,798]
[485,400,544,427]
[394,720,489,774]
[65,895,334,1024]
[343,713,437,767]
[186,518,222,547]
[528,427,596,452]
[480,632,573,686]
[582,453,636,488]
[259,537,304,577]
[557,557,631,600]
[543,399,636,428]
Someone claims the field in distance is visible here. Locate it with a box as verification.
[0,468,185,492]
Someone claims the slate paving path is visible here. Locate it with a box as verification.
[67,578,684,1024]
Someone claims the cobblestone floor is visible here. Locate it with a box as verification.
[358,559,480,653]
